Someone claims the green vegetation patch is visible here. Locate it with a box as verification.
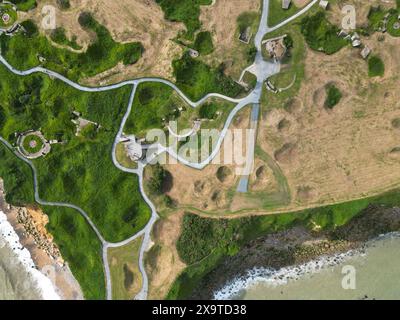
[268,0,298,27]
[13,0,37,11]
[46,206,105,299]
[194,31,214,55]
[0,64,151,243]
[173,53,244,101]
[169,187,400,299]
[124,82,186,137]
[324,84,342,109]
[156,0,212,39]
[22,134,44,154]
[368,55,385,77]
[388,14,400,37]
[0,4,17,28]
[0,14,143,81]
[0,144,105,299]
[50,27,82,50]
[108,237,143,300]
[300,12,347,55]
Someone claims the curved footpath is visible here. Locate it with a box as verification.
[0,0,318,300]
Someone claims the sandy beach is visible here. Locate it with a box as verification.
[0,179,83,300]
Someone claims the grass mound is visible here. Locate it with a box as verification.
[324,84,342,109]
[300,12,347,55]
[194,31,214,55]
[368,55,385,77]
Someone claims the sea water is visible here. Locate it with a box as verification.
[0,210,60,300]
[215,233,400,300]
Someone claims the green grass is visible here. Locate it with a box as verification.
[156,0,212,39]
[0,14,143,82]
[268,0,299,27]
[300,11,348,55]
[388,14,400,37]
[367,6,386,32]
[13,0,37,11]
[172,52,244,101]
[124,82,186,137]
[324,84,342,109]
[45,206,105,299]
[0,64,151,243]
[108,237,143,300]
[368,55,385,77]
[168,187,400,299]
[0,4,17,28]
[0,143,105,299]
[193,31,214,55]
[22,134,44,154]
[115,143,137,169]
[50,27,82,50]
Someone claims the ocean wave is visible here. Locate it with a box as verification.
[213,249,362,300]
[0,210,60,300]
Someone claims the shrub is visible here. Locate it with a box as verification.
[246,46,257,63]
[56,0,70,10]
[21,20,38,38]
[368,55,384,77]
[148,164,168,195]
[324,84,342,109]
[199,103,218,119]
[194,31,214,55]
[300,12,347,54]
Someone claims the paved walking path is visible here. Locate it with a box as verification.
[0,0,318,300]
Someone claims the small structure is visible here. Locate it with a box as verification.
[71,111,100,136]
[319,0,329,10]
[337,29,348,38]
[282,0,291,10]
[121,135,144,161]
[393,22,400,30]
[16,130,51,159]
[239,26,252,44]
[360,46,371,59]
[188,48,199,58]
[351,32,361,47]
[262,35,288,61]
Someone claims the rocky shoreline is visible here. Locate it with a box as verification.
[0,180,83,300]
[190,204,400,299]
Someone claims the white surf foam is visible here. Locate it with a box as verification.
[213,249,362,300]
[0,210,60,300]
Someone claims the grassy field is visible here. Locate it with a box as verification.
[172,52,244,101]
[123,81,237,139]
[168,187,400,299]
[268,0,299,27]
[108,237,143,300]
[22,134,44,154]
[0,63,151,243]
[0,13,143,82]
[115,142,138,169]
[0,143,105,299]
[156,0,212,39]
